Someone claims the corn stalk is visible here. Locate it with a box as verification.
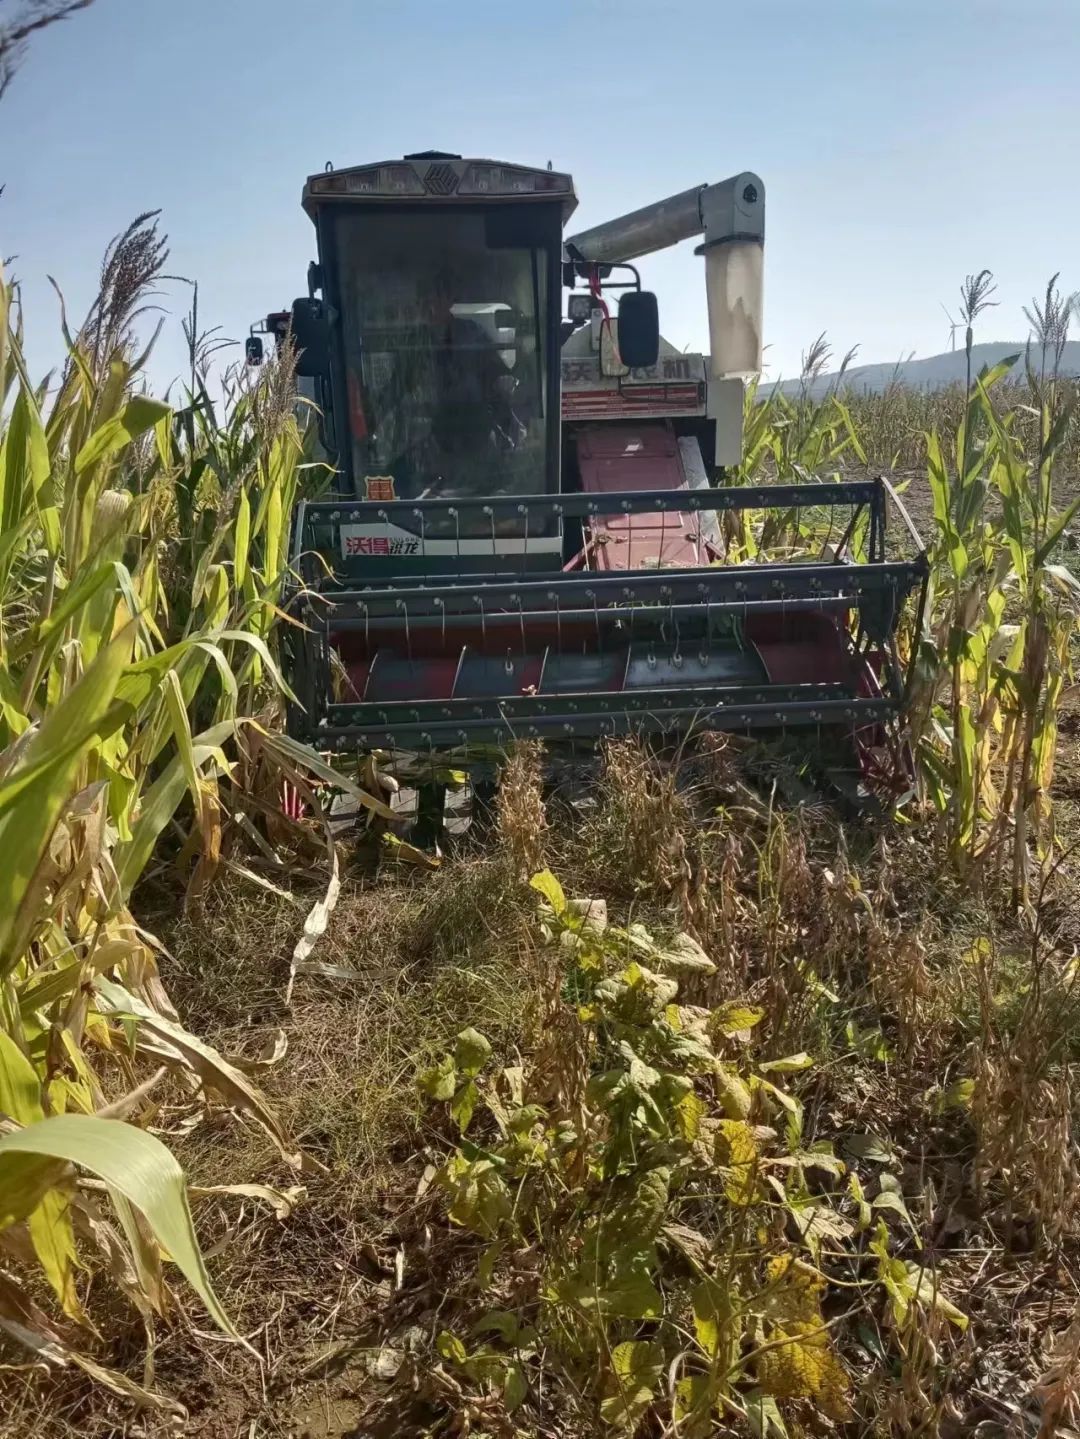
[908,275,1080,906]
[0,227,335,1394]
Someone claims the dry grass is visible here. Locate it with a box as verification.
[496,740,548,879]
[0,848,541,1437]
[167,854,537,1195]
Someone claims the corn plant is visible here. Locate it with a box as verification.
[0,224,367,1398]
[908,274,1080,903]
[732,337,867,560]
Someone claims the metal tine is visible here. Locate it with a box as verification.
[388,736,397,819]
[426,737,439,833]
[699,583,710,667]
[451,506,461,561]
[552,590,563,658]
[416,507,427,565]
[486,505,496,558]
[517,594,527,661]
[476,593,488,653]
[591,589,602,654]
[665,583,682,668]
[397,598,413,669]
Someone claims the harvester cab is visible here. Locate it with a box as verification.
[257,151,927,813]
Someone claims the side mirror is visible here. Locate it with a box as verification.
[245,335,264,366]
[290,298,330,377]
[617,290,660,369]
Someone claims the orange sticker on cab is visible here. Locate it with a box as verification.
[364,475,396,501]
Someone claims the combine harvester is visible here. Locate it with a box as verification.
[248,152,928,833]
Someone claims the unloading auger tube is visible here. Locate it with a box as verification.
[565,171,765,381]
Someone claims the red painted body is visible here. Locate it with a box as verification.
[575,425,711,572]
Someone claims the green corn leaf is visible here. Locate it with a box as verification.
[113,642,192,714]
[192,640,239,711]
[0,1150,68,1228]
[0,627,133,971]
[17,955,84,1017]
[8,561,119,667]
[832,397,867,465]
[29,1188,84,1321]
[218,629,296,702]
[0,1115,243,1345]
[233,487,251,589]
[0,510,36,591]
[1035,494,1080,567]
[976,355,1021,392]
[113,721,236,899]
[0,384,31,541]
[73,396,171,477]
[955,702,977,849]
[162,670,202,812]
[0,1030,44,1123]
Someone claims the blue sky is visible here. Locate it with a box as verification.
[3,0,1079,392]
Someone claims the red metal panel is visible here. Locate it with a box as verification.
[575,424,706,571]
[746,614,853,687]
[562,384,704,420]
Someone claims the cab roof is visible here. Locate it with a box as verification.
[303,155,577,221]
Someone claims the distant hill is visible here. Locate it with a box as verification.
[764,341,1080,398]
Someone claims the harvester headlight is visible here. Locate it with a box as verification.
[458,163,571,196]
[379,165,425,195]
